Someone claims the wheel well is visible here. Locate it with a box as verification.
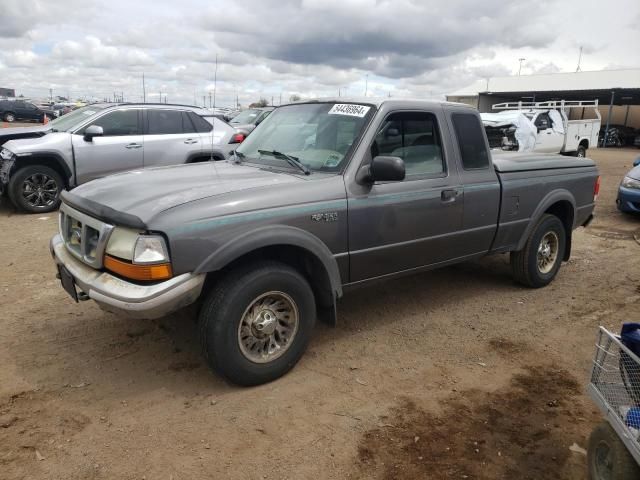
[545,200,574,260]
[579,139,589,149]
[203,245,335,310]
[11,156,71,188]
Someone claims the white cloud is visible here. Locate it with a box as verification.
[0,0,637,106]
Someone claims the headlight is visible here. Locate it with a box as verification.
[105,227,140,260]
[621,176,640,190]
[0,148,15,161]
[104,230,172,281]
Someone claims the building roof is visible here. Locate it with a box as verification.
[448,68,640,97]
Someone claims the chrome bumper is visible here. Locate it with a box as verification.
[50,234,206,319]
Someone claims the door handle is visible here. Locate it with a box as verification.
[184,138,198,144]
[125,143,142,149]
[441,189,458,202]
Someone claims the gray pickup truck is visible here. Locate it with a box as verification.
[50,98,599,385]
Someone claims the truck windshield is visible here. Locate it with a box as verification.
[235,102,374,173]
[48,105,109,132]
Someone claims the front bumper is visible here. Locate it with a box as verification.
[617,186,640,213]
[50,234,206,319]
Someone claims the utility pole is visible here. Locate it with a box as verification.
[279,92,282,105]
[518,58,526,76]
[208,91,212,109]
[576,46,583,72]
[271,95,274,106]
[159,91,162,104]
[364,74,368,96]
[142,72,146,103]
[49,88,53,103]
[213,53,218,109]
[202,95,206,108]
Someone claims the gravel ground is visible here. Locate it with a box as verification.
[1,147,639,479]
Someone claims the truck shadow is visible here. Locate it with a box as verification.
[8,252,518,398]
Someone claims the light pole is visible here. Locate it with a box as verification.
[518,58,526,76]
[364,74,369,96]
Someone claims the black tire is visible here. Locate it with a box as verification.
[4,112,16,123]
[8,165,64,213]
[198,261,316,386]
[587,421,640,480]
[511,214,566,288]
[575,145,587,158]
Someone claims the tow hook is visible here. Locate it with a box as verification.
[78,291,90,301]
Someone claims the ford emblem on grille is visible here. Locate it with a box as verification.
[71,227,82,244]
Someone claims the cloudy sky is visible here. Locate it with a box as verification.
[1,0,639,107]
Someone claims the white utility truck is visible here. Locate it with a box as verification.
[481,100,601,157]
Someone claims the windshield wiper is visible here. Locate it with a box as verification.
[258,149,310,175]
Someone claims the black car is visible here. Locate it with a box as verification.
[0,100,56,123]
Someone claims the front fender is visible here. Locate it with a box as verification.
[194,224,343,297]
[516,189,576,251]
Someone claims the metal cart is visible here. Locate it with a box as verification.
[587,327,640,479]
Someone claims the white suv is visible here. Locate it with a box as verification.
[0,103,239,213]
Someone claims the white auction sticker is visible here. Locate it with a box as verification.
[328,104,370,117]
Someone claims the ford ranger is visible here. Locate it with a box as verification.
[50,98,599,386]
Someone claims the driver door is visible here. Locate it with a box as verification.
[534,112,564,152]
[72,108,144,183]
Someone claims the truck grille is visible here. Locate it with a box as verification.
[59,203,114,268]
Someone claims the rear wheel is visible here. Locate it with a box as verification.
[4,112,16,123]
[198,261,316,386]
[8,165,64,213]
[575,145,587,157]
[587,421,640,480]
[511,214,566,288]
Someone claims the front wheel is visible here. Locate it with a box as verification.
[4,112,16,123]
[198,261,316,386]
[511,214,566,288]
[8,165,64,213]
[587,421,640,480]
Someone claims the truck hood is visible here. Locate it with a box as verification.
[3,131,71,154]
[66,161,305,226]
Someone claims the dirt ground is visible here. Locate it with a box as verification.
[1,148,639,480]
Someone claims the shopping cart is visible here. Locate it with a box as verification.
[587,326,640,479]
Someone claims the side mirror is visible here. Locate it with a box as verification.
[357,156,405,184]
[633,157,640,167]
[83,125,104,142]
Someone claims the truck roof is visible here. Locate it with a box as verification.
[286,97,474,110]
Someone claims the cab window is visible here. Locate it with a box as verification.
[371,112,445,177]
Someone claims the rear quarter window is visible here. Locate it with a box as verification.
[188,112,213,133]
[451,113,490,170]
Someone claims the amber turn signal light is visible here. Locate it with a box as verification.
[104,255,173,281]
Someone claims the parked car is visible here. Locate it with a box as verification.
[617,157,640,214]
[0,103,238,213]
[50,98,599,386]
[0,99,57,123]
[481,100,600,157]
[229,106,274,136]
